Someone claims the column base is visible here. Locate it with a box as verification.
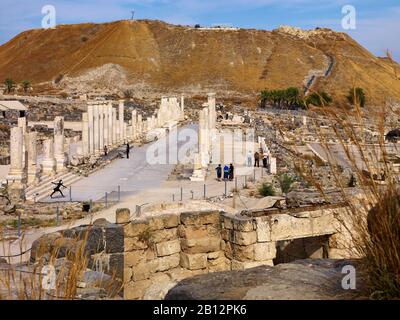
[190,169,206,182]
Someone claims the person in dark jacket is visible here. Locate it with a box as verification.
[215,164,222,181]
[126,143,130,159]
[254,151,260,167]
[229,163,234,181]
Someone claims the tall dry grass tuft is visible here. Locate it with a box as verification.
[290,92,400,299]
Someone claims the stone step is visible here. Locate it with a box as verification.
[25,172,74,197]
[25,172,78,200]
[31,175,83,202]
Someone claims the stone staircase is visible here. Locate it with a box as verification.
[25,171,82,202]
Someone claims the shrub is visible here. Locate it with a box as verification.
[278,174,295,195]
[258,183,275,197]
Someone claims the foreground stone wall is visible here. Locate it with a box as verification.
[117,205,342,299]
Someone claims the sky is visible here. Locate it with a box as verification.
[0,0,399,62]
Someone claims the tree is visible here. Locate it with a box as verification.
[21,80,30,94]
[278,173,295,195]
[347,87,366,108]
[258,183,275,197]
[4,78,15,93]
[306,91,332,107]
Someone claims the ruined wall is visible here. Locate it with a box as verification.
[116,205,344,300]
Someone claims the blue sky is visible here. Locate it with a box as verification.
[0,0,399,61]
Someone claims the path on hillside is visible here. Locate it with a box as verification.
[304,55,335,95]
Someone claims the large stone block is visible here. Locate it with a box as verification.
[232,244,254,261]
[125,236,148,251]
[181,236,221,254]
[180,252,208,270]
[132,263,152,281]
[233,231,257,246]
[269,214,313,241]
[124,250,146,267]
[151,228,178,243]
[253,242,277,261]
[124,279,151,300]
[208,257,230,272]
[232,217,255,232]
[152,253,180,272]
[255,217,271,242]
[148,214,180,230]
[105,226,124,253]
[124,220,150,237]
[156,239,181,257]
[180,211,221,226]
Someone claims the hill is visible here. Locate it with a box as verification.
[0,19,399,105]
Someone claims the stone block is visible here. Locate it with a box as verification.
[124,279,151,300]
[150,272,171,284]
[207,251,221,260]
[124,267,132,284]
[125,236,148,251]
[253,242,277,261]
[151,228,178,243]
[180,252,208,270]
[224,241,233,259]
[255,217,271,242]
[181,236,221,254]
[178,224,208,240]
[124,250,146,267]
[105,226,124,253]
[156,239,181,257]
[153,253,180,272]
[269,214,312,241]
[222,214,234,229]
[208,257,230,272]
[180,211,220,226]
[124,220,149,237]
[116,208,130,224]
[132,263,152,281]
[233,244,254,261]
[233,218,255,232]
[233,231,257,245]
[166,268,195,282]
[148,214,180,230]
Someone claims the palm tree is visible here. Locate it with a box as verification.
[347,87,366,108]
[306,91,332,107]
[21,80,30,94]
[4,78,15,93]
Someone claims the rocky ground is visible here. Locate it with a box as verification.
[165,259,367,300]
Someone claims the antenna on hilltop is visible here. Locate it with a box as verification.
[131,10,135,20]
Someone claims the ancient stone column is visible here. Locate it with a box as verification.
[108,103,113,146]
[7,127,25,186]
[53,116,66,172]
[18,117,27,136]
[87,103,94,155]
[112,108,117,145]
[137,114,143,134]
[270,157,277,174]
[99,104,104,152]
[42,138,56,176]
[208,93,216,130]
[131,109,137,139]
[118,100,124,143]
[93,104,100,156]
[26,132,38,184]
[81,112,89,157]
[103,104,109,147]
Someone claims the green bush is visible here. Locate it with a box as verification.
[278,174,295,195]
[258,183,275,197]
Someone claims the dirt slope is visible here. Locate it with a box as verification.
[0,20,399,105]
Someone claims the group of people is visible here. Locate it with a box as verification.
[248,150,270,169]
[215,164,235,181]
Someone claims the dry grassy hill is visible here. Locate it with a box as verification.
[0,19,399,106]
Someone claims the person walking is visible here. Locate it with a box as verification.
[126,143,130,159]
[254,151,260,167]
[229,163,234,181]
[247,151,252,167]
[215,164,222,181]
[50,180,67,198]
[223,165,229,180]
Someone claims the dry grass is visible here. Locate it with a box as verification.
[291,94,400,299]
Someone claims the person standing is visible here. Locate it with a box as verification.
[254,151,260,167]
[262,152,268,168]
[126,143,130,159]
[223,165,229,180]
[229,163,234,181]
[215,164,222,181]
[104,145,108,156]
[247,151,252,167]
